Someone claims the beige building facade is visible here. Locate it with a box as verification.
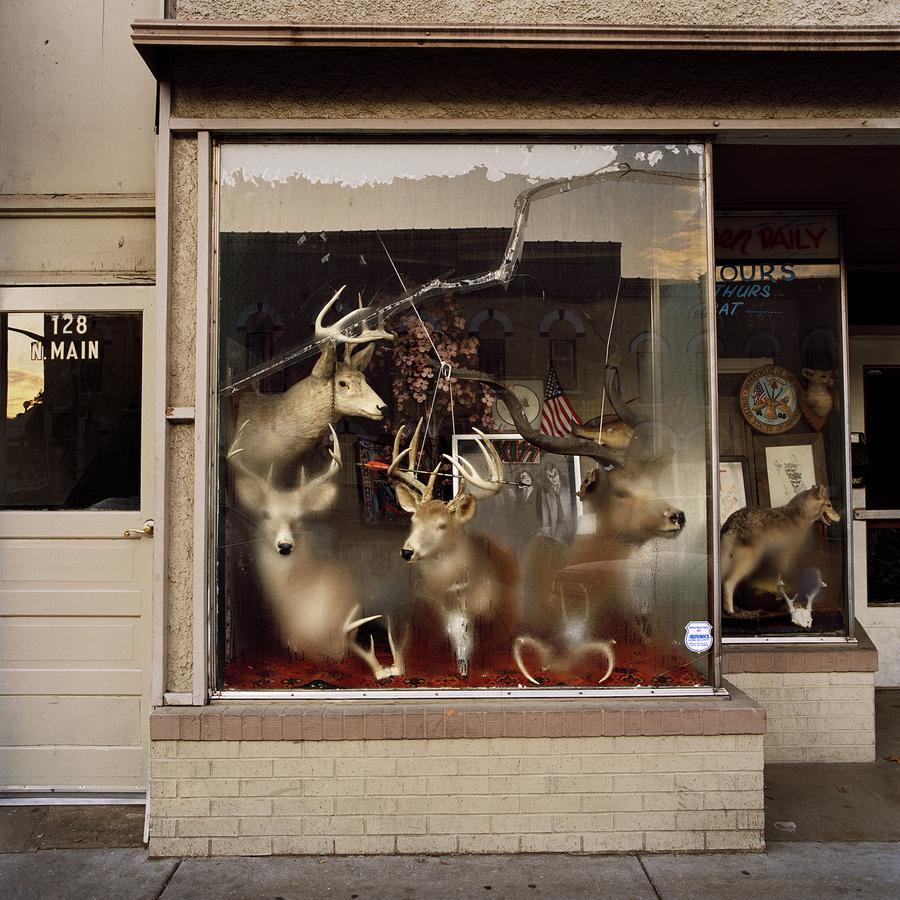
[2,0,898,856]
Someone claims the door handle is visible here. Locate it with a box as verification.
[124,518,155,538]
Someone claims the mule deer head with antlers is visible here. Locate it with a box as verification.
[228,286,393,487]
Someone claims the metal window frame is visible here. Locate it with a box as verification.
[201,133,722,701]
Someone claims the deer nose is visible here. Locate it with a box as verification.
[669,510,686,529]
[377,403,388,415]
[400,548,414,561]
[277,542,293,556]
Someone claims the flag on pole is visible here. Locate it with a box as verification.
[540,364,582,437]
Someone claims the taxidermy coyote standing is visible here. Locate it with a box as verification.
[720,484,840,616]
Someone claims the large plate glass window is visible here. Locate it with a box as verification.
[715,213,850,637]
[214,142,714,693]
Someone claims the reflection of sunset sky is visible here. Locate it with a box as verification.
[219,144,707,281]
[6,313,44,418]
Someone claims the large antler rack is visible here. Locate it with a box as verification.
[443,430,504,500]
[454,368,629,468]
[314,285,395,348]
[387,420,441,503]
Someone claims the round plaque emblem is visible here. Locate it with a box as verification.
[739,365,801,434]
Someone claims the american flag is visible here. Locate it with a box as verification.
[540,364,582,437]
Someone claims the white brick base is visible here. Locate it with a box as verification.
[149,735,765,857]
[727,672,875,763]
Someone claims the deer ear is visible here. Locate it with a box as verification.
[348,342,376,372]
[393,482,420,513]
[302,482,338,515]
[312,341,336,378]
[232,469,266,516]
[451,494,477,523]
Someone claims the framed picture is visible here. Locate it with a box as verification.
[355,438,411,526]
[752,432,827,508]
[450,433,582,550]
[719,456,751,523]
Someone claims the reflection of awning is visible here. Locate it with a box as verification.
[131,21,900,78]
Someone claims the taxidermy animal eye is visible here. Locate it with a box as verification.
[338,379,348,388]
[437,522,448,530]
[615,488,630,499]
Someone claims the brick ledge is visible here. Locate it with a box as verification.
[150,682,764,742]
[723,621,878,674]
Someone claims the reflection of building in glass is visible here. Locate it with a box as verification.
[1,313,143,509]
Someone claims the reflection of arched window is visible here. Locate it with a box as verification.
[630,332,668,400]
[478,317,507,378]
[236,302,285,393]
[801,329,838,371]
[548,319,578,389]
[540,310,584,390]
[468,310,512,379]
[743,331,782,360]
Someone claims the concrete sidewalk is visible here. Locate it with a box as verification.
[1,843,899,899]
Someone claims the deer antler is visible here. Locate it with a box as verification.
[443,430,504,499]
[387,420,441,502]
[455,368,626,467]
[298,425,343,494]
[314,285,395,347]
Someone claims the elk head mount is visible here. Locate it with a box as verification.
[388,419,518,678]
[228,285,394,488]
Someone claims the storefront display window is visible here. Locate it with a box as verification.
[715,214,850,637]
[214,141,715,693]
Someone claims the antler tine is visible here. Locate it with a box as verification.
[298,425,343,493]
[473,429,503,484]
[603,365,645,428]
[387,420,433,499]
[313,284,395,347]
[313,285,347,334]
[422,461,442,502]
[442,432,502,498]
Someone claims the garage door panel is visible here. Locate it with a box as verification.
[0,543,135,582]
[0,746,145,789]
[0,589,142,616]
[0,696,142,745]
[0,667,143,695]
[0,619,138,662]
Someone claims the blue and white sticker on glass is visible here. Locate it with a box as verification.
[684,621,713,654]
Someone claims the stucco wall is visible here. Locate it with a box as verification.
[174,0,900,28]
[169,48,900,120]
[166,136,200,694]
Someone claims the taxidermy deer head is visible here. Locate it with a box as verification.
[230,425,342,555]
[388,420,504,562]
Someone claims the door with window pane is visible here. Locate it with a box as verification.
[0,286,154,794]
